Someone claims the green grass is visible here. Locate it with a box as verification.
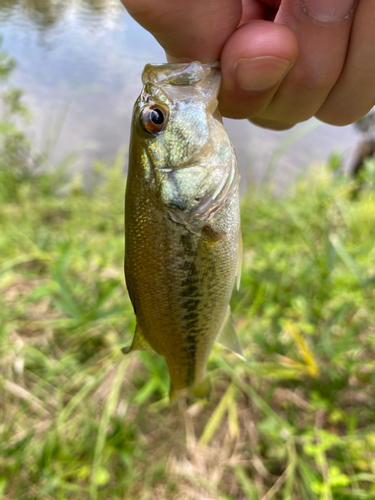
[1,156,375,500]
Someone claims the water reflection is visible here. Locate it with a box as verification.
[21,0,67,28]
[82,0,115,14]
[0,0,361,188]
[0,0,122,32]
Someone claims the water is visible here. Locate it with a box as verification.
[0,0,362,190]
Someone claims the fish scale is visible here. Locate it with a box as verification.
[124,62,244,399]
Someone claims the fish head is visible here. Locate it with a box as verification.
[130,62,239,229]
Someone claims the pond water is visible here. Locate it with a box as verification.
[0,0,363,190]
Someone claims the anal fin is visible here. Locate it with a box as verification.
[121,324,152,354]
[216,307,246,361]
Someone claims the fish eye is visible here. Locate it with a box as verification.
[141,105,168,134]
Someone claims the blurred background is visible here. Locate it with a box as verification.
[0,0,364,190]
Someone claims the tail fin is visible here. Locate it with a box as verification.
[190,376,211,399]
[169,376,211,402]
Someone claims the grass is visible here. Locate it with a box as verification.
[1,152,375,500]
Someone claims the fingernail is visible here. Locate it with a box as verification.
[301,0,357,22]
[235,57,293,92]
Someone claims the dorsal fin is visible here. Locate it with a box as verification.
[121,324,152,354]
[216,307,246,361]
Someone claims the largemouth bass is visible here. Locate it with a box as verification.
[124,61,244,399]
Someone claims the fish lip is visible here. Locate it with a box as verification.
[140,62,221,111]
[142,61,220,87]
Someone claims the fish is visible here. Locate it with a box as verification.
[123,61,244,400]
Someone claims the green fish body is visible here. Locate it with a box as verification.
[124,62,243,399]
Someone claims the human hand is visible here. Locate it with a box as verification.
[121,0,375,130]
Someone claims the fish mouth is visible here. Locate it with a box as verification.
[142,61,220,86]
[141,62,221,108]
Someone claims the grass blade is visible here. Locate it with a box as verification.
[89,359,128,500]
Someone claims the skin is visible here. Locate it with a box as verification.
[121,0,375,130]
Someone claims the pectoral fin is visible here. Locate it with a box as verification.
[121,324,152,354]
[237,231,243,291]
[216,307,246,361]
[202,224,226,242]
